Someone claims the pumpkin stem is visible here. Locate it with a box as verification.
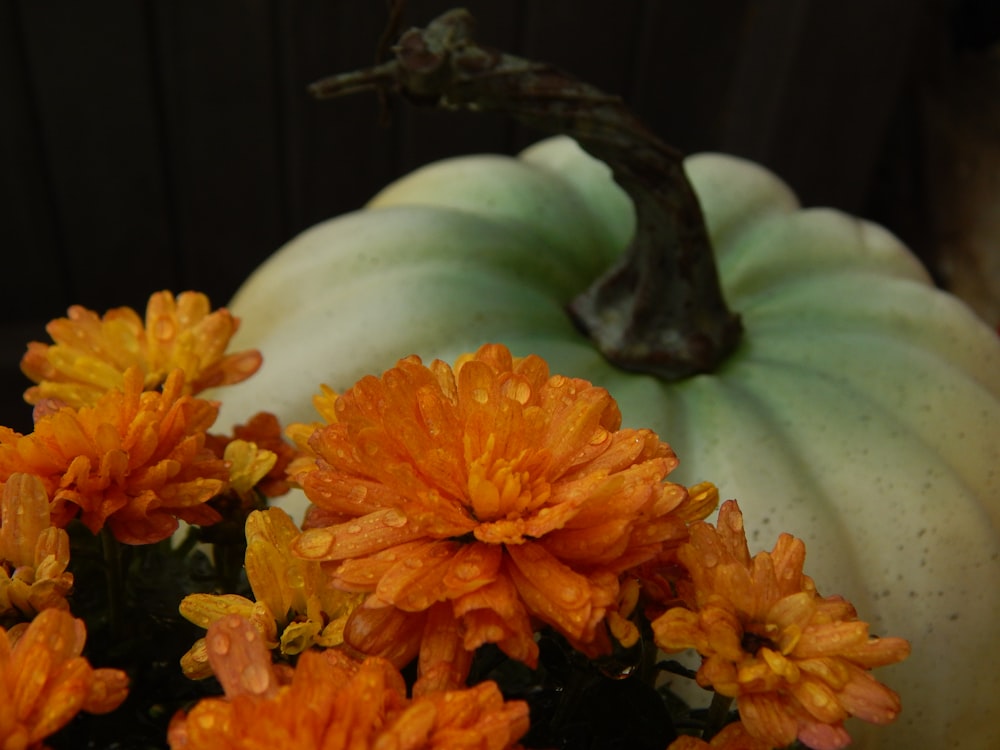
[310,8,742,379]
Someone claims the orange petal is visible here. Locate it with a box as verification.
[293,508,422,561]
[205,614,279,699]
[505,542,595,642]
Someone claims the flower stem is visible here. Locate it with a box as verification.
[100,528,125,640]
[309,8,742,379]
[703,691,735,740]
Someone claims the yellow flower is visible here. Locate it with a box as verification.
[221,440,277,501]
[206,411,299,499]
[0,608,128,748]
[21,290,262,409]
[167,614,529,750]
[1,474,73,625]
[652,501,911,750]
[0,368,228,545]
[178,507,362,679]
[291,344,699,692]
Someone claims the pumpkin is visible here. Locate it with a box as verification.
[212,134,1000,749]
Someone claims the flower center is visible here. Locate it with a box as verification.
[741,629,777,656]
[466,450,551,522]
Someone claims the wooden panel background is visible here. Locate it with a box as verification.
[1,0,997,433]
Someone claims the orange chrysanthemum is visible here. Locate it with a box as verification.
[1,474,73,625]
[178,507,362,679]
[0,608,128,750]
[167,614,529,750]
[291,343,697,691]
[0,368,228,544]
[652,501,911,750]
[21,290,261,409]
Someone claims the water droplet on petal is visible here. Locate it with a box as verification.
[589,428,610,446]
[349,486,368,503]
[346,524,363,535]
[702,552,719,568]
[241,663,272,695]
[404,558,424,570]
[453,563,481,581]
[212,633,231,656]
[558,585,582,604]
[196,713,216,730]
[285,566,304,590]
[383,510,407,528]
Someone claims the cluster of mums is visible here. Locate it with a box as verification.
[0,291,910,750]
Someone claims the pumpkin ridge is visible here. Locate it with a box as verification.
[734,278,1000,394]
[736,349,997,498]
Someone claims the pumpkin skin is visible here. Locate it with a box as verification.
[215,136,1000,749]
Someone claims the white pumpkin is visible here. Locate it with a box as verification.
[213,136,1000,749]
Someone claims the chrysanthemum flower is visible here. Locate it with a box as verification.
[291,343,698,691]
[0,368,228,544]
[206,412,298,499]
[1,474,73,625]
[21,290,262,409]
[0,608,128,749]
[168,613,529,750]
[668,722,771,750]
[221,440,277,501]
[652,501,911,750]
[179,507,362,679]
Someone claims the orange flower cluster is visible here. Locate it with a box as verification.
[652,501,911,750]
[289,344,703,691]
[168,614,528,750]
[21,290,261,409]
[0,474,73,624]
[0,608,128,748]
[0,288,912,748]
[0,367,228,544]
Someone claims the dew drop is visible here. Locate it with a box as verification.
[507,381,531,404]
[211,633,231,656]
[589,428,611,446]
[196,713,216,730]
[349,486,368,503]
[702,552,719,568]
[346,524,363,535]
[558,585,582,604]
[404,558,424,570]
[383,510,407,528]
[452,563,481,581]
[285,567,304,590]
[241,663,272,695]
[296,530,333,558]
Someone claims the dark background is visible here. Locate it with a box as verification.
[2,0,998,433]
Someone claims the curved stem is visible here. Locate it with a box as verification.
[310,8,742,379]
[100,527,125,640]
[703,691,736,740]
